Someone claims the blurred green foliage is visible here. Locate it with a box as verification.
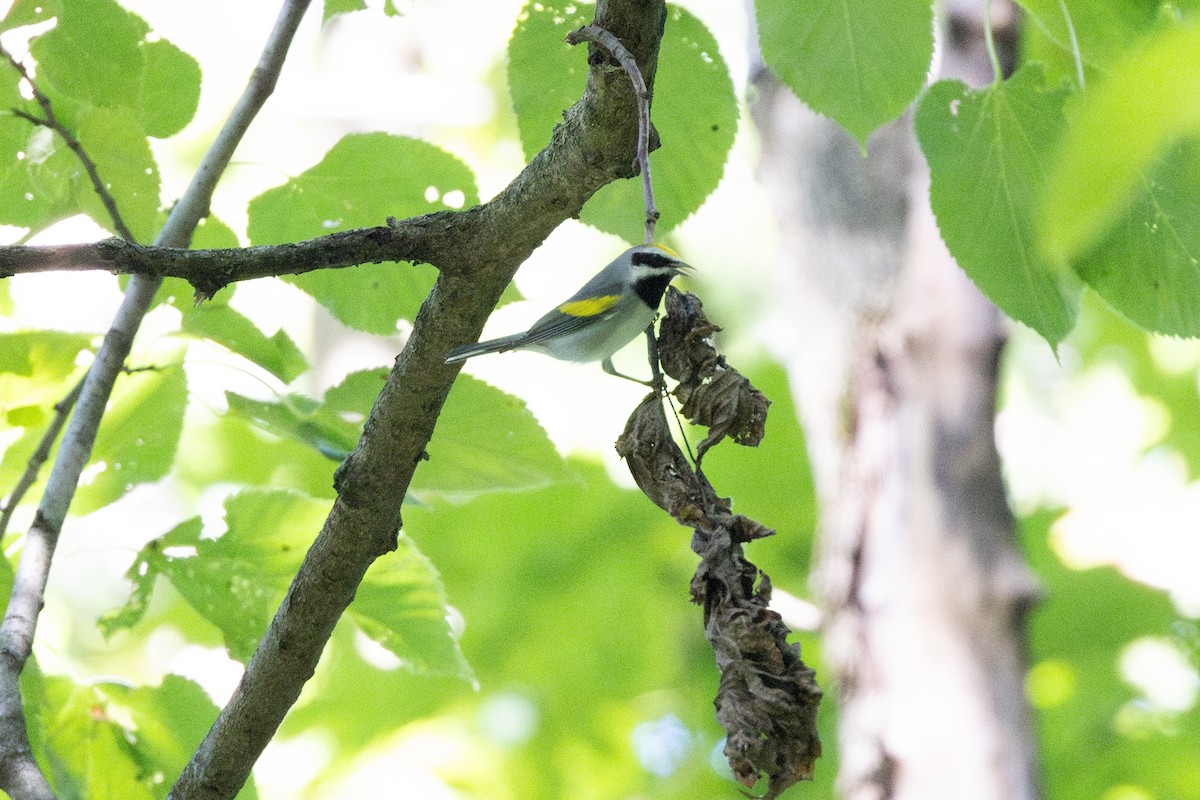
[0,0,1196,798]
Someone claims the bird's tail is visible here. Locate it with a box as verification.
[444,333,528,364]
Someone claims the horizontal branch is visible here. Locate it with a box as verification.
[0,211,468,297]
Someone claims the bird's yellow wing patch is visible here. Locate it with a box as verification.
[558,295,621,317]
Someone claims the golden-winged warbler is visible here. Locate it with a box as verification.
[444,243,690,381]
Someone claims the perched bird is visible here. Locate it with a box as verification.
[444,243,690,382]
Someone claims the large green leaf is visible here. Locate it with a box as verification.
[1014,0,1160,77]
[101,676,258,800]
[1040,26,1200,336]
[72,364,187,515]
[1071,140,1200,336]
[225,370,566,500]
[137,38,203,139]
[28,0,199,138]
[414,373,568,502]
[915,65,1080,347]
[76,105,162,241]
[247,133,479,334]
[0,69,61,228]
[508,2,737,242]
[102,489,469,678]
[30,0,148,113]
[351,543,474,681]
[755,0,933,147]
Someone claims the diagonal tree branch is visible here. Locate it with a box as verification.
[0,2,314,797]
[167,2,668,797]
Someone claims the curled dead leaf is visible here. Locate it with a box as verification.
[657,288,770,461]
[615,307,822,797]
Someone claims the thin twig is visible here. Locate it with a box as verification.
[566,25,658,243]
[0,378,84,542]
[0,46,136,242]
[0,3,312,797]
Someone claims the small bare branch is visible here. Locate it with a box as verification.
[566,24,659,243]
[0,378,84,541]
[0,214,467,298]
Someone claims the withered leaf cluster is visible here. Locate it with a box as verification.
[656,288,770,461]
[615,290,822,798]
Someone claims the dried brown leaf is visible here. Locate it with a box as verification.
[616,338,822,797]
[657,288,770,461]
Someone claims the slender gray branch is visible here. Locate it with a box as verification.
[0,2,314,797]
[168,1,668,798]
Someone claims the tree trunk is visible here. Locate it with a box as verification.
[750,4,1043,798]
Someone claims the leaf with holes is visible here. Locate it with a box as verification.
[248,133,479,334]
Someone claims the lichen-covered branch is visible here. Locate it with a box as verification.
[617,289,822,798]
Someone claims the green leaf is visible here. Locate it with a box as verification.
[73,364,187,515]
[0,123,63,228]
[1070,140,1200,336]
[138,38,202,139]
[30,0,148,111]
[99,517,203,635]
[225,374,366,462]
[100,675,226,799]
[0,332,92,497]
[1039,26,1200,335]
[324,0,367,23]
[182,304,309,383]
[351,539,475,680]
[103,489,469,678]
[507,1,590,160]
[76,106,162,242]
[37,677,156,800]
[915,65,1080,347]
[225,370,565,500]
[508,3,737,242]
[28,0,200,138]
[755,0,933,147]
[0,0,61,32]
[175,408,339,499]
[1014,0,1160,77]
[0,65,62,228]
[414,374,567,502]
[247,133,478,334]
[1041,25,1200,260]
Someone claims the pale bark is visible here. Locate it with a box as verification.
[751,3,1042,798]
